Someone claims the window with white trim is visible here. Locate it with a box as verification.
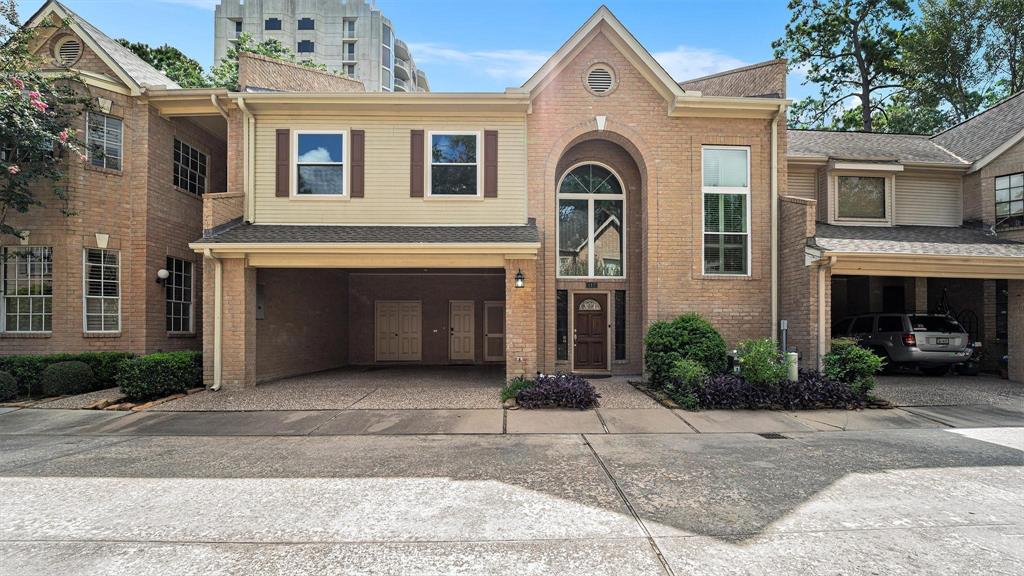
[702,146,749,275]
[87,112,122,171]
[837,175,886,220]
[996,172,1023,227]
[294,131,345,196]
[381,23,393,91]
[429,133,479,196]
[173,139,207,195]
[557,163,625,278]
[165,256,193,333]
[83,248,120,332]
[1,246,52,333]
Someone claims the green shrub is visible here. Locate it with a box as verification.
[501,376,534,402]
[823,338,884,395]
[665,358,707,410]
[736,338,790,388]
[0,371,17,402]
[38,361,95,397]
[0,352,134,397]
[644,313,728,388]
[117,351,202,401]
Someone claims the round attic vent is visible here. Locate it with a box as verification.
[586,65,615,95]
[55,38,82,67]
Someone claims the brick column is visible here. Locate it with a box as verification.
[914,277,928,313]
[505,258,538,381]
[218,257,257,390]
[1009,280,1023,384]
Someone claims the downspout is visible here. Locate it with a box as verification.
[210,93,229,120]
[204,248,223,391]
[817,255,837,369]
[236,97,255,223]
[770,105,781,342]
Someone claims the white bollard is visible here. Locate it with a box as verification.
[786,352,799,382]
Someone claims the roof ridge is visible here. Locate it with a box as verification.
[678,58,786,86]
[931,90,1024,139]
[239,51,363,87]
[790,128,931,138]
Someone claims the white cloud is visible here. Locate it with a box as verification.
[407,42,548,83]
[652,45,747,82]
[298,147,333,163]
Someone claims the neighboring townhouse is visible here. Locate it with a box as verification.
[1,1,227,356]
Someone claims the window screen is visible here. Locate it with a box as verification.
[556,290,568,361]
[614,290,626,361]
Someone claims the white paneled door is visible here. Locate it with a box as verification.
[376,300,421,362]
[449,300,475,362]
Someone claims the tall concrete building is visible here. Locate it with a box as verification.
[214,0,429,92]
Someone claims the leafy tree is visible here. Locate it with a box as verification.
[774,0,913,131]
[983,0,1024,95]
[115,39,210,88]
[210,33,326,90]
[1,0,92,240]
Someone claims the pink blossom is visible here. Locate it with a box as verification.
[10,77,24,90]
[79,154,87,162]
[59,129,70,142]
[28,91,41,100]
[31,99,48,112]
[7,165,20,175]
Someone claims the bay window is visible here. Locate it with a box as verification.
[702,146,749,275]
[557,163,625,278]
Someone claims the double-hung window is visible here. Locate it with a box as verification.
[996,173,1023,227]
[165,257,193,333]
[702,146,750,275]
[557,163,625,278]
[294,131,346,196]
[1,246,52,333]
[173,139,207,195]
[87,112,122,171]
[837,175,887,220]
[429,133,479,196]
[84,248,120,332]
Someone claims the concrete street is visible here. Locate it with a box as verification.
[1,408,1022,575]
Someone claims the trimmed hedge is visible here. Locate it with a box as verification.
[644,313,728,388]
[0,352,135,397]
[117,351,202,402]
[39,361,95,397]
[696,370,868,410]
[0,371,16,402]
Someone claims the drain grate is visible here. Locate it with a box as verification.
[758,432,789,439]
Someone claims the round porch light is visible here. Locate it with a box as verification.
[155,268,170,284]
[514,269,525,289]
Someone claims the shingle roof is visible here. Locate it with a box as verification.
[812,224,1024,258]
[931,91,1024,162]
[54,1,180,89]
[199,221,540,245]
[679,59,787,98]
[788,130,966,165]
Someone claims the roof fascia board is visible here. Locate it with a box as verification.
[830,161,904,172]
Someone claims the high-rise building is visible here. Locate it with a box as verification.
[214,0,429,92]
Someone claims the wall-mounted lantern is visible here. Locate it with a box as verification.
[514,268,525,289]
[155,268,170,286]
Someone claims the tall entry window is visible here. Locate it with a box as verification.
[557,163,625,278]
[702,146,749,275]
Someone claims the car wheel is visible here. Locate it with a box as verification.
[921,365,950,377]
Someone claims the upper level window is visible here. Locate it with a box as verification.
[294,131,345,196]
[837,175,886,220]
[557,163,625,278]
[343,63,356,77]
[703,146,750,275]
[264,18,281,31]
[996,173,1023,227]
[297,17,315,30]
[173,139,207,196]
[233,20,242,37]
[87,112,122,171]
[429,133,479,197]
[297,40,314,53]
[84,248,120,333]
[2,246,52,333]
[381,23,393,91]
[343,41,356,61]
[343,18,356,38]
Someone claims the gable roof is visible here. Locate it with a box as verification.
[678,59,787,98]
[26,0,180,94]
[517,5,685,101]
[788,130,967,166]
[930,91,1024,168]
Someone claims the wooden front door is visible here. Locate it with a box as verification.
[449,300,475,362]
[573,293,608,371]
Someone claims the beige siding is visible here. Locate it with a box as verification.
[816,167,828,222]
[894,172,962,226]
[787,168,816,200]
[253,114,528,225]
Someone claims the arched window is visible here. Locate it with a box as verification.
[557,163,625,278]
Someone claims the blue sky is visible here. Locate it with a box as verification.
[22,0,812,99]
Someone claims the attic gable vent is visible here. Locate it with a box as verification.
[586,65,614,95]
[56,38,82,66]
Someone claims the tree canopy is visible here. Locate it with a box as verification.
[116,39,210,88]
[209,33,327,91]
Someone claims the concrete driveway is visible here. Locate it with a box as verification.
[875,373,1023,408]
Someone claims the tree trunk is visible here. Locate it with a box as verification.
[861,89,873,132]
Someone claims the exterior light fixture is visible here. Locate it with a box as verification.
[156,268,170,285]
[514,269,525,289]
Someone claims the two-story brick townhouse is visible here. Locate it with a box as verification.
[1,1,227,357]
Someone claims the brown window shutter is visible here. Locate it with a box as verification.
[410,129,424,197]
[350,129,365,198]
[484,130,498,198]
[275,129,290,197]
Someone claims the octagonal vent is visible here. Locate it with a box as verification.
[586,66,614,94]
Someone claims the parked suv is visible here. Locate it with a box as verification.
[833,313,972,376]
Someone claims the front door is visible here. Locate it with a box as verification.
[449,300,475,362]
[483,301,505,362]
[573,293,608,371]
[376,300,421,362]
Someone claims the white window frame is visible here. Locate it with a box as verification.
[832,172,893,225]
[701,145,751,277]
[173,138,208,196]
[426,130,483,199]
[82,248,121,334]
[165,256,194,334]
[381,23,393,92]
[555,161,627,280]
[995,172,1024,224]
[1,246,53,333]
[291,129,349,200]
[86,112,123,171]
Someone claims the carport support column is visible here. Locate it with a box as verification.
[1009,280,1024,384]
[914,278,928,313]
[219,257,257,389]
[505,258,538,381]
